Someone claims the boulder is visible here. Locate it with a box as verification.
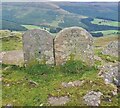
[2,50,24,66]
[102,41,119,57]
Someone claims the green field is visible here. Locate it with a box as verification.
[91,18,119,27]
[92,30,119,36]
[22,25,42,30]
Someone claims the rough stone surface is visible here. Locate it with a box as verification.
[0,51,6,63]
[2,50,24,66]
[48,96,69,106]
[98,63,120,86]
[61,80,84,88]
[22,29,54,65]
[83,91,103,106]
[102,41,119,57]
[54,27,94,66]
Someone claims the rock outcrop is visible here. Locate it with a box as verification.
[83,91,103,106]
[98,63,119,86]
[102,41,119,57]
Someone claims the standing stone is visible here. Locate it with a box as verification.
[54,27,94,66]
[22,29,54,65]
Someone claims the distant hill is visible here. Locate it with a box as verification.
[1,2,119,36]
[2,20,27,31]
[56,2,118,21]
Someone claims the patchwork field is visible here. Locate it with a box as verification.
[91,18,119,27]
[22,25,41,30]
[92,30,119,36]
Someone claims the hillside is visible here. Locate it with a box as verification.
[1,1,119,107]
[1,30,119,106]
[1,2,119,37]
[56,2,118,21]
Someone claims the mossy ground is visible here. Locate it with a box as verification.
[2,60,118,106]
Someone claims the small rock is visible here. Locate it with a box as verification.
[68,82,74,86]
[5,104,12,108]
[98,63,119,86]
[29,80,38,87]
[102,97,112,102]
[61,80,84,88]
[61,82,69,88]
[112,88,118,96]
[3,66,11,71]
[6,84,10,87]
[94,55,102,61]
[0,77,2,82]
[83,91,103,106]
[48,96,70,106]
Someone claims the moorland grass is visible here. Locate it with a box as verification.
[2,59,118,106]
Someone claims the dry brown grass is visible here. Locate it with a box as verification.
[94,35,118,47]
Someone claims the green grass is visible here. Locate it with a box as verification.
[2,60,118,106]
[1,33,22,51]
[92,30,119,36]
[91,18,119,27]
[22,25,42,30]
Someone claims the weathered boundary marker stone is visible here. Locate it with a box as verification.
[22,29,54,65]
[54,27,94,66]
[22,27,94,66]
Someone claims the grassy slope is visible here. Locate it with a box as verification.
[0,30,23,51]
[56,2,118,21]
[1,30,119,106]
[1,2,89,32]
[22,25,41,30]
[94,35,118,47]
[2,60,118,106]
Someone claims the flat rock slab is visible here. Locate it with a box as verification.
[22,29,54,65]
[61,80,84,88]
[54,27,94,66]
[83,91,103,106]
[1,50,24,66]
[48,96,69,106]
